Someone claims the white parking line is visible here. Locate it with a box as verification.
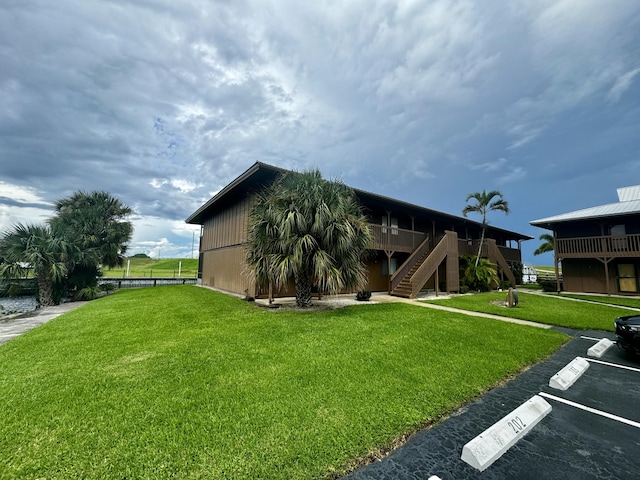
[539,392,640,429]
[585,358,640,373]
[580,336,606,342]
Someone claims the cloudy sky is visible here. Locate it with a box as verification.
[1,0,639,264]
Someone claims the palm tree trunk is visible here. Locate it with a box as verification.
[475,225,486,267]
[295,265,313,308]
[37,276,56,307]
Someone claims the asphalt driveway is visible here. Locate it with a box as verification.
[346,329,640,480]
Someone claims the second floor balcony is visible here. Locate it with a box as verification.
[556,234,640,259]
[368,224,427,253]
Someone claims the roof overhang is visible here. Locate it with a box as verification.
[531,199,640,230]
[186,161,532,241]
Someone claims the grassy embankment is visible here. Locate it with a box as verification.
[102,258,198,278]
[0,286,567,479]
[423,290,637,331]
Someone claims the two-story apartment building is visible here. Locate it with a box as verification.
[531,185,640,295]
[187,162,530,299]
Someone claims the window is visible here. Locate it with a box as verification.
[610,224,628,251]
[382,216,398,235]
[610,224,626,235]
[617,264,638,293]
[381,257,398,276]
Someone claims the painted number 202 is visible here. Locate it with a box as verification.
[508,416,526,434]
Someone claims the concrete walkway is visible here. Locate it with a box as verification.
[0,302,87,346]
[373,293,554,329]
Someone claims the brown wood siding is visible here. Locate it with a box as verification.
[201,246,256,296]
[562,259,607,294]
[561,258,640,295]
[201,196,252,251]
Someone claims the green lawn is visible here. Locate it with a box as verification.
[0,286,567,479]
[559,293,640,310]
[423,291,636,331]
[103,258,198,278]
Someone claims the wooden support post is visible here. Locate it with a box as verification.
[385,250,393,294]
[554,232,561,293]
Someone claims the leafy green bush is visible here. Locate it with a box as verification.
[100,283,115,294]
[7,283,22,297]
[508,261,523,285]
[356,290,371,301]
[460,255,499,292]
[537,278,558,292]
[74,286,102,301]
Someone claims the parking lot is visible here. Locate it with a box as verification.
[346,330,640,479]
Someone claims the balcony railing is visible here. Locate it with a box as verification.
[368,224,427,253]
[556,234,640,258]
[458,239,521,262]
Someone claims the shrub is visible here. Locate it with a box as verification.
[459,255,499,292]
[537,279,557,292]
[499,280,512,291]
[7,283,22,297]
[508,261,523,285]
[75,286,101,301]
[100,283,116,294]
[356,290,371,301]
[459,285,470,294]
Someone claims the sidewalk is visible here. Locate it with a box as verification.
[373,293,554,329]
[0,302,87,346]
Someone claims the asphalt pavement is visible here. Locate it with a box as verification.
[345,330,640,480]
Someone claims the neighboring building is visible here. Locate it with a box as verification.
[186,162,530,299]
[531,185,640,295]
[521,263,538,284]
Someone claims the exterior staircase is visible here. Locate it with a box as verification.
[391,231,459,298]
[391,250,432,298]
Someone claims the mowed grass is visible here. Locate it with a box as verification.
[103,258,198,278]
[423,291,637,331]
[0,286,567,479]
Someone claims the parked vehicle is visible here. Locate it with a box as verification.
[614,315,640,356]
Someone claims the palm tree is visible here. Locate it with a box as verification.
[50,191,133,296]
[0,223,77,306]
[51,190,133,268]
[462,189,510,266]
[246,169,372,308]
[534,233,554,256]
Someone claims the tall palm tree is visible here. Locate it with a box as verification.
[246,169,372,308]
[0,223,77,306]
[534,233,554,255]
[50,191,133,294]
[51,190,133,268]
[462,189,510,266]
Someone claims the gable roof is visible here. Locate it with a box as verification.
[531,184,640,229]
[187,161,532,240]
